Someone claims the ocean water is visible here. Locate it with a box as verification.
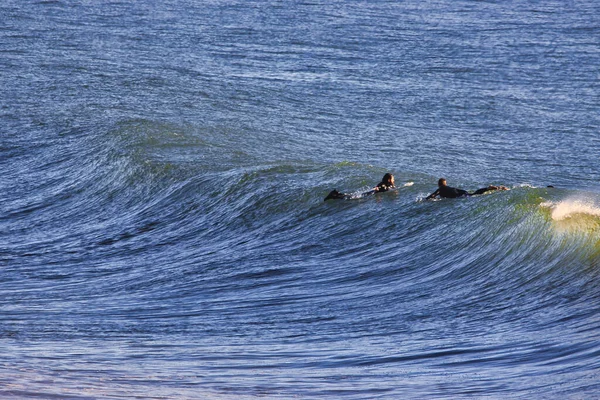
[1,0,600,398]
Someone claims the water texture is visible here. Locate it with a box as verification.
[1,0,599,398]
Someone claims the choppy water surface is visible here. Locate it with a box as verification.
[1,0,599,398]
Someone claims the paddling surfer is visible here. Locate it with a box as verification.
[325,173,396,201]
[373,173,396,193]
[426,178,508,200]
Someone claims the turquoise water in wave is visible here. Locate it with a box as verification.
[1,1,600,398]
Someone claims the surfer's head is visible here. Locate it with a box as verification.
[438,178,447,187]
[382,173,395,187]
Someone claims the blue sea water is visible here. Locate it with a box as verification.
[1,0,600,398]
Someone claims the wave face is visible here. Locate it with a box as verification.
[2,0,600,399]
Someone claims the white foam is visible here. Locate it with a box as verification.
[546,199,600,221]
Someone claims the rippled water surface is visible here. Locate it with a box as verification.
[1,0,600,398]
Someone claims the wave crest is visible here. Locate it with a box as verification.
[543,199,600,221]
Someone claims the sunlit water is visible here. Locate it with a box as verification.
[1,0,599,398]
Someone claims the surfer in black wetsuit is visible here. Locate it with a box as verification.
[426,178,508,200]
[325,173,396,201]
[373,173,396,193]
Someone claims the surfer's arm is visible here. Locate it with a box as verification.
[425,189,439,200]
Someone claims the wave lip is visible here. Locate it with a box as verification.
[544,199,600,221]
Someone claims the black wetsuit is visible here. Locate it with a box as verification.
[429,185,469,199]
[470,187,495,196]
[428,185,497,199]
[324,182,394,201]
[374,182,394,192]
[324,189,347,201]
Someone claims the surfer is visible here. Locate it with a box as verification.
[374,172,396,193]
[325,173,396,201]
[426,178,508,200]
